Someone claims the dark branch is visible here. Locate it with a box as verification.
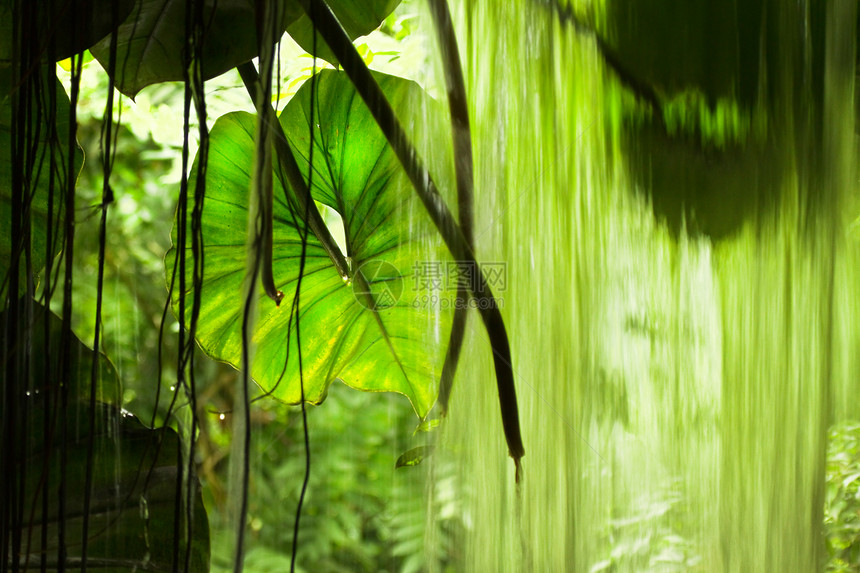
[237,61,351,282]
[428,0,474,416]
[298,0,525,473]
[551,1,665,120]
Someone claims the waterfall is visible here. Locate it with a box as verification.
[439,1,860,571]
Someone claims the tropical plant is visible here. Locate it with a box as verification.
[1,0,525,571]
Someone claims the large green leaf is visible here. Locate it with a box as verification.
[3,300,209,572]
[286,0,401,65]
[0,299,122,405]
[0,65,81,304]
[89,0,302,98]
[167,70,456,417]
[18,409,209,573]
[0,0,134,62]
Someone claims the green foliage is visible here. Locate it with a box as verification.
[3,302,209,573]
[87,0,403,97]
[589,480,702,573]
[0,66,81,302]
[0,0,135,62]
[3,0,517,570]
[168,69,455,417]
[826,422,860,572]
[7,1,860,572]
[53,66,184,421]
[2,300,121,404]
[89,0,302,97]
[42,4,465,570]
[602,0,763,107]
[396,445,434,468]
[203,385,462,573]
[22,408,210,573]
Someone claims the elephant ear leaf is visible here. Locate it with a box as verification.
[5,300,210,572]
[0,0,135,62]
[21,410,210,572]
[90,0,302,98]
[167,70,456,418]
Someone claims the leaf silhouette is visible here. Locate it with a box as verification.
[90,0,301,97]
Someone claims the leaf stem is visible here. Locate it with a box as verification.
[428,0,474,416]
[236,61,351,283]
[298,0,525,471]
[251,0,285,306]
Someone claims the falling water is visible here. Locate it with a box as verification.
[436,1,860,571]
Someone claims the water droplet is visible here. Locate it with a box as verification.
[139,495,149,520]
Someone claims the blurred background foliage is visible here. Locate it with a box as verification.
[826,423,860,573]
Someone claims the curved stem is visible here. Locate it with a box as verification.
[260,172,284,305]
[428,0,474,416]
[237,61,351,282]
[248,2,285,306]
